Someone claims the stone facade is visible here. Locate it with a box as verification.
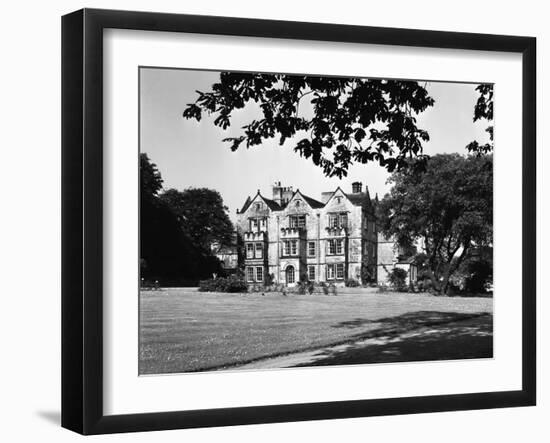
[377,233,418,285]
[236,182,380,287]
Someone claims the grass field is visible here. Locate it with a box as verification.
[139,288,493,374]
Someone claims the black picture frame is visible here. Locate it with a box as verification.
[61,8,536,435]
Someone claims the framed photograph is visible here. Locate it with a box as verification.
[61,8,536,435]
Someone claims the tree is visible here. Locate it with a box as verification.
[466,84,494,155]
[183,72,434,177]
[140,153,163,199]
[452,246,493,293]
[140,154,223,285]
[377,154,492,294]
[160,188,235,253]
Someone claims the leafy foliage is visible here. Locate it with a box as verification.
[452,246,493,293]
[198,275,248,293]
[345,278,361,287]
[183,72,435,177]
[377,154,493,294]
[466,84,494,155]
[140,153,163,198]
[388,268,408,290]
[295,280,315,295]
[160,188,235,253]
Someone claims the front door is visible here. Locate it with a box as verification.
[285,266,296,287]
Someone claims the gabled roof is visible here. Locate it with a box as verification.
[240,184,375,214]
[239,196,252,213]
[321,186,344,207]
[238,192,282,214]
[287,189,324,209]
[323,186,375,213]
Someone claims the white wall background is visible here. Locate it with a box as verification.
[0,1,546,441]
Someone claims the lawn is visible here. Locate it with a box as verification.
[139,288,493,375]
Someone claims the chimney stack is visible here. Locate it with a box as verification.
[352,181,362,194]
[272,182,293,206]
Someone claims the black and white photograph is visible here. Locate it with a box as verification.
[139,68,494,375]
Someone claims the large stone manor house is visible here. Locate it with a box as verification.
[235,181,416,287]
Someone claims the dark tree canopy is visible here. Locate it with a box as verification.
[140,153,163,198]
[466,83,494,155]
[183,72,435,177]
[140,155,227,285]
[160,188,235,253]
[377,153,493,294]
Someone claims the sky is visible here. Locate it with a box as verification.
[140,68,490,222]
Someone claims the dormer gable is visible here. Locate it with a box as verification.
[238,191,282,217]
[323,187,351,211]
[284,189,324,213]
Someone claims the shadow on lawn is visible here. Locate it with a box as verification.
[295,311,493,367]
[332,310,484,330]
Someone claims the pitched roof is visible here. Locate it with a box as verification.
[345,192,369,206]
[261,196,283,211]
[240,185,374,213]
[293,190,325,209]
[283,189,325,210]
[345,192,374,212]
[238,193,282,213]
[302,194,325,209]
[239,196,252,213]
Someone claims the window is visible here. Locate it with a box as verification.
[283,240,298,256]
[336,239,344,255]
[255,202,263,211]
[328,213,347,228]
[295,200,301,207]
[336,263,345,279]
[308,266,316,281]
[246,267,254,282]
[327,239,344,255]
[326,264,335,280]
[255,243,263,258]
[308,241,316,257]
[246,243,254,259]
[289,215,306,229]
[256,267,263,282]
[283,240,290,256]
[250,217,267,232]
